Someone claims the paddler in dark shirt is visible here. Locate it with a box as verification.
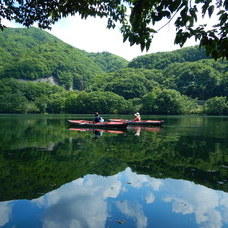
[93,112,102,123]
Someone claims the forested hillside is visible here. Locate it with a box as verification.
[87,52,128,72]
[0,27,227,115]
[128,46,210,70]
[0,27,104,90]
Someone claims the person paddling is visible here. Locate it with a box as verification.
[93,112,104,123]
[133,112,141,121]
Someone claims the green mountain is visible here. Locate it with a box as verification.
[0,27,227,115]
[87,51,129,72]
[128,46,210,70]
[0,27,106,90]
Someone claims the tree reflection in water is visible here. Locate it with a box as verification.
[0,115,227,202]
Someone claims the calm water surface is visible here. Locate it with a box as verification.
[0,114,227,228]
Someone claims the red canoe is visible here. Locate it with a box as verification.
[109,119,164,126]
[68,120,128,128]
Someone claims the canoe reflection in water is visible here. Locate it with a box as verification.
[69,126,162,137]
[69,128,127,135]
[93,130,103,139]
[128,126,162,136]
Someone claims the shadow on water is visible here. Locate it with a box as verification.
[0,114,227,201]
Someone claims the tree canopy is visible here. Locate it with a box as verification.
[87,52,129,72]
[0,0,227,59]
[162,61,222,99]
[128,46,209,70]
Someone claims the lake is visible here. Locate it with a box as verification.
[0,114,227,228]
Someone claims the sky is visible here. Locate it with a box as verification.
[3,10,218,61]
[44,15,198,61]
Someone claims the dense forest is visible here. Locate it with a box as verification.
[0,27,227,115]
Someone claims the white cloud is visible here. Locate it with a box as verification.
[145,193,155,204]
[45,15,187,61]
[33,174,122,228]
[122,167,163,190]
[1,168,227,228]
[116,200,148,228]
[44,15,146,61]
[162,180,228,228]
[44,5,221,61]
[0,202,12,227]
[31,168,158,228]
[30,174,228,228]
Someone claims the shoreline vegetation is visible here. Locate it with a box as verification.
[0,28,227,116]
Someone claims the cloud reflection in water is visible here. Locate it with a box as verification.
[0,168,227,228]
